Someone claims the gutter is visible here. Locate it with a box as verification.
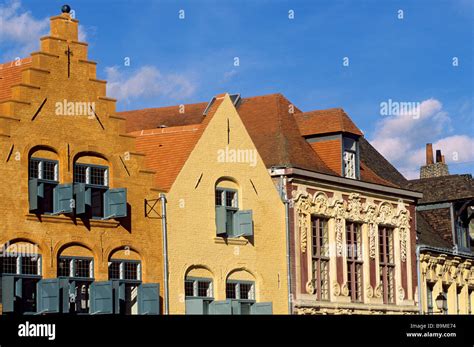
[270,167,423,199]
[416,245,423,314]
[160,193,170,315]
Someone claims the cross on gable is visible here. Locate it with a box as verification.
[64,46,73,78]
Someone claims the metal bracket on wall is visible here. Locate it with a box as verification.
[145,199,162,219]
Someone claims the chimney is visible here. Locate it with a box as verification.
[420,144,450,178]
[426,143,434,165]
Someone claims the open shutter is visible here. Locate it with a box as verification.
[59,279,71,313]
[138,283,160,315]
[37,279,60,314]
[90,281,114,314]
[74,183,86,215]
[209,300,232,314]
[185,298,205,315]
[251,302,273,314]
[2,276,15,313]
[112,281,125,314]
[28,179,39,211]
[233,210,253,237]
[103,188,127,219]
[53,184,73,214]
[215,206,227,236]
[231,299,242,315]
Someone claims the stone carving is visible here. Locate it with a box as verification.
[341,283,350,297]
[366,284,374,298]
[333,281,341,297]
[377,202,395,225]
[299,212,308,253]
[346,193,363,221]
[375,284,383,299]
[398,286,405,301]
[306,280,316,295]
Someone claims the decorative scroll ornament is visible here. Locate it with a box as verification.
[306,280,316,295]
[331,194,345,257]
[368,223,376,259]
[364,200,377,259]
[377,202,396,225]
[366,284,374,298]
[395,201,411,263]
[341,283,350,297]
[398,286,405,301]
[375,284,383,299]
[333,281,341,296]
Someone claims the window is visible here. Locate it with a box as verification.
[57,257,93,279]
[57,257,93,314]
[346,222,363,302]
[185,278,213,298]
[29,157,59,214]
[74,163,108,218]
[226,281,255,300]
[1,254,41,276]
[311,217,330,301]
[379,227,395,304]
[215,187,253,238]
[343,137,359,179]
[108,260,142,315]
[108,260,141,281]
[1,254,41,314]
[426,282,434,314]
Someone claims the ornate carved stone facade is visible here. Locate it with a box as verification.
[291,186,418,315]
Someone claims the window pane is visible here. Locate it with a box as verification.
[42,160,57,181]
[29,159,40,179]
[108,261,120,279]
[321,220,329,257]
[226,282,236,299]
[42,183,55,214]
[388,267,395,303]
[185,280,194,297]
[355,263,363,301]
[74,165,87,184]
[215,190,222,206]
[91,188,105,218]
[225,191,237,208]
[387,229,394,263]
[74,259,92,278]
[21,256,39,275]
[343,151,356,179]
[2,256,17,274]
[197,281,211,297]
[58,258,71,277]
[311,218,318,257]
[320,260,329,300]
[124,262,139,280]
[90,166,107,186]
[239,283,254,300]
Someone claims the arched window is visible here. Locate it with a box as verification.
[1,240,42,314]
[73,153,127,220]
[184,267,214,315]
[28,147,66,214]
[106,248,160,315]
[57,244,94,314]
[215,178,253,238]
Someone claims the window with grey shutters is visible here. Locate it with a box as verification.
[215,187,253,238]
[29,157,60,214]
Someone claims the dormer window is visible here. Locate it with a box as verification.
[343,137,359,179]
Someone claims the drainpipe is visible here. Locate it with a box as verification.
[160,193,169,315]
[279,174,293,314]
[416,245,422,314]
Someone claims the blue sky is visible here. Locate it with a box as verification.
[1,0,473,178]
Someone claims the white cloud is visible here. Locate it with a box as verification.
[369,98,474,179]
[105,66,196,103]
[0,0,49,59]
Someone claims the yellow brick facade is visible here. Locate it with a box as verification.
[0,13,163,313]
[166,95,289,314]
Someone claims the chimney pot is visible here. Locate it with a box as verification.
[426,143,434,165]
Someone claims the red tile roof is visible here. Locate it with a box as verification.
[131,125,202,191]
[295,108,363,137]
[0,57,32,101]
[121,93,405,189]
